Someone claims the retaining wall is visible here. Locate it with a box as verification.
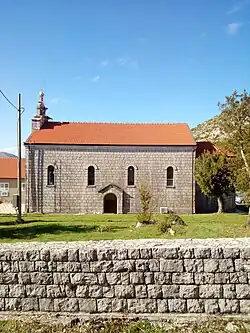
[1,239,250,314]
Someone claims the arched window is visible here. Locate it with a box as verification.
[167,166,174,187]
[88,166,95,186]
[47,165,55,186]
[127,166,135,186]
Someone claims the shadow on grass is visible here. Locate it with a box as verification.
[0,223,127,240]
[0,220,46,226]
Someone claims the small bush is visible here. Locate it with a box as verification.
[97,225,113,233]
[157,214,186,234]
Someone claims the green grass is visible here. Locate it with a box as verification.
[0,318,249,333]
[0,212,248,243]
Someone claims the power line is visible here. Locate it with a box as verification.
[0,89,25,112]
[0,89,18,110]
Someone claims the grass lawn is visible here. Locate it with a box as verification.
[0,213,249,243]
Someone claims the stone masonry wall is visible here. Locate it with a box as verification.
[25,145,196,214]
[1,239,250,314]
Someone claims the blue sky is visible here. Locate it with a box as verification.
[0,0,250,154]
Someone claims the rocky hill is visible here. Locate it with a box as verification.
[0,152,17,158]
[191,114,224,142]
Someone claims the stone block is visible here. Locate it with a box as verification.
[204,299,219,314]
[218,259,234,272]
[89,285,103,298]
[135,285,147,298]
[31,273,53,284]
[26,285,47,298]
[70,273,97,285]
[203,259,219,272]
[127,299,157,313]
[112,298,127,312]
[51,249,68,262]
[0,250,11,261]
[103,286,115,298]
[54,298,78,312]
[152,248,178,259]
[128,249,140,259]
[21,298,39,311]
[140,248,152,259]
[236,284,250,298]
[194,273,215,284]
[75,285,88,297]
[18,273,31,285]
[78,299,96,313]
[184,259,203,272]
[97,299,112,312]
[11,250,24,261]
[154,272,171,284]
[146,285,162,298]
[241,248,250,259]
[180,285,199,299]
[48,262,57,272]
[160,259,183,272]
[162,285,180,298]
[194,248,211,259]
[136,260,159,272]
[214,273,230,284]
[130,272,144,284]
[97,249,115,261]
[5,298,22,311]
[187,299,204,313]
[172,273,194,284]
[68,249,79,262]
[53,273,70,284]
[106,273,121,285]
[168,299,186,313]
[113,260,135,272]
[219,299,239,313]
[223,285,236,299]
[0,298,4,311]
[79,249,97,262]
[240,300,250,313]
[1,273,18,284]
[24,249,40,261]
[199,285,222,299]
[19,261,35,272]
[230,272,248,284]
[210,248,224,259]
[112,249,128,260]
[35,261,48,272]
[144,272,154,284]
[0,285,8,297]
[157,299,168,313]
[178,248,194,259]
[115,285,134,298]
[223,248,240,259]
[98,273,107,285]
[40,249,50,261]
[90,261,113,273]
[9,285,26,298]
[47,285,66,298]
[235,259,250,272]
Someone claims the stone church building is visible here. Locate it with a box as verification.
[25,92,197,214]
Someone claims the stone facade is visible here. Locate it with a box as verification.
[25,145,196,214]
[1,239,250,314]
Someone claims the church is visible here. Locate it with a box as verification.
[25,92,197,214]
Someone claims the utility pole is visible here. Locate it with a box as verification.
[16,93,23,224]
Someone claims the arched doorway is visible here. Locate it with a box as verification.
[104,193,117,213]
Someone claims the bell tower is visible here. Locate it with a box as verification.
[32,90,51,131]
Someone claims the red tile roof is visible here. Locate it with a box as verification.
[0,158,25,179]
[196,141,235,157]
[25,122,196,146]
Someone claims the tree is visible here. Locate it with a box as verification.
[195,152,232,213]
[136,182,155,224]
[218,90,250,223]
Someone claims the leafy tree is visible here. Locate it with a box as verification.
[218,90,250,222]
[136,182,155,224]
[195,152,232,213]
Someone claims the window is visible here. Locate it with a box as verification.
[0,183,9,191]
[47,165,55,185]
[88,166,95,186]
[127,166,135,186]
[166,166,174,187]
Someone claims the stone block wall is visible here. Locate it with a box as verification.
[25,145,196,214]
[1,239,250,314]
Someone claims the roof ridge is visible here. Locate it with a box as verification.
[49,121,189,125]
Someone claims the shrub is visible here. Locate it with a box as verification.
[157,213,186,234]
[136,182,155,225]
